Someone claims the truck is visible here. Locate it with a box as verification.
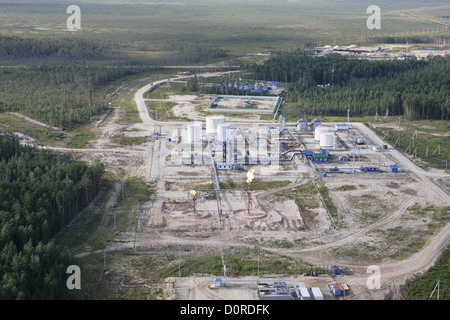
[331,264,341,275]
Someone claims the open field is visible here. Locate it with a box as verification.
[1,0,449,59]
[370,119,450,170]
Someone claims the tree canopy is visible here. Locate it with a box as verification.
[245,53,450,121]
[0,134,103,299]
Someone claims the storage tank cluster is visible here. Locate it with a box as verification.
[205,115,235,143]
[206,115,226,136]
[185,116,232,143]
[314,126,336,148]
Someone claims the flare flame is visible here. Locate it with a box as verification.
[246,169,255,184]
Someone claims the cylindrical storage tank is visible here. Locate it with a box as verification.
[320,133,335,148]
[187,123,201,143]
[217,124,231,142]
[314,127,321,141]
[206,115,225,135]
[315,127,330,141]
[297,119,308,131]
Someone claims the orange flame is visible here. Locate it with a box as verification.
[246,169,255,184]
[190,190,197,196]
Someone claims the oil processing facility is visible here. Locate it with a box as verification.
[167,114,401,177]
[152,113,404,233]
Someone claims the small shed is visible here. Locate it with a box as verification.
[329,283,341,296]
[313,153,329,163]
[389,165,398,173]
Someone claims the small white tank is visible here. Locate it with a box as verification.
[320,133,335,148]
[187,123,201,143]
[217,124,231,142]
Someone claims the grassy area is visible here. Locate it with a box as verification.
[0,112,96,148]
[0,113,62,143]
[54,173,154,299]
[279,183,320,209]
[145,82,189,99]
[316,183,340,223]
[332,203,449,262]
[146,101,178,122]
[243,180,291,192]
[177,246,323,277]
[56,174,153,255]
[334,185,358,191]
[65,243,325,299]
[401,245,450,300]
[66,124,95,149]
[195,180,291,192]
[369,119,449,170]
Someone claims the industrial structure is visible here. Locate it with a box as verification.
[209,277,327,300]
[162,112,403,234]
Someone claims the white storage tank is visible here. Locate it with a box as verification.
[206,115,225,135]
[296,118,308,131]
[311,287,324,300]
[315,127,331,141]
[217,124,231,142]
[320,133,335,148]
[187,122,201,143]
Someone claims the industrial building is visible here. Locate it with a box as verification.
[258,282,293,300]
[168,114,401,179]
[209,277,327,300]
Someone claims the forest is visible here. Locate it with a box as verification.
[245,52,450,121]
[0,35,116,60]
[0,134,104,299]
[0,35,229,129]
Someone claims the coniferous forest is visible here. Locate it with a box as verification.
[0,134,103,299]
[246,52,450,121]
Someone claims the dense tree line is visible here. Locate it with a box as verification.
[0,35,115,60]
[170,43,229,63]
[369,34,450,45]
[0,63,150,128]
[0,134,104,299]
[245,53,450,120]
[0,34,233,128]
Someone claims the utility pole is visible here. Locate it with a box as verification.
[347,106,350,125]
[429,279,440,300]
